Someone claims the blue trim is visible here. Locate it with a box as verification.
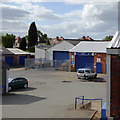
[101,103,107,119]
[75,96,103,118]
[76,52,93,56]
[96,63,101,73]
[1,85,6,94]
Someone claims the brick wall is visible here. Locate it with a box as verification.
[69,52,75,72]
[94,53,106,74]
[110,55,120,119]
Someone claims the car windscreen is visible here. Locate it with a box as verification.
[78,70,84,73]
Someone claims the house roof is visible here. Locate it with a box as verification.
[107,31,120,48]
[70,41,110,53]
[7,48,30,55]
[78,36,94,41]
[64,39,81,46]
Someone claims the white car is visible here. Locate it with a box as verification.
[77,68,97,80]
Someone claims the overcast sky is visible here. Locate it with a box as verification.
[0,0,119,39]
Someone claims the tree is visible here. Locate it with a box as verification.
[37,30,43,38]
[37,30,50,45]
[46,39,50,45]
[19,37,27,51]
[43,34,50,45]
[28,22,37,50]
[37,30,45,43]
[2,33,15,48]
[103,35,113,41]
[0,33,2,45]
[29,46,35,52]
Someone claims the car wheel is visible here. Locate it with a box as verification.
[8,86,12,91]
[85,76,88,80]
[94,74,97,78]
[24,84,28,88]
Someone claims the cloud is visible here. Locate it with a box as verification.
[1,2,62,36]
[39,3,118,39]
[64,0,119,4]
[2,7,29,20]
[0,0,119,3]
[1,2,118,39]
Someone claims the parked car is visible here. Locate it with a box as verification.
[77,68,97,80]
[8,77,28,91]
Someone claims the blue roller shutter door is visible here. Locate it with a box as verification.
[20,56,26,65]
[75,55,94,72]
[5,56,13,66]
[53,51,69,61]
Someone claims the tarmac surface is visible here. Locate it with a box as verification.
[2,69,106,118]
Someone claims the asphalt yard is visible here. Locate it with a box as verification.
[2,69,106,118]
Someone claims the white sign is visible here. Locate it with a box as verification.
[97,58,101,62]
[72,55,74,59]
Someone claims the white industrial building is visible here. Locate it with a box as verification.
[35,40,80,61]
[69,41,110,73]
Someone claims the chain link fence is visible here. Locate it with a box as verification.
[25,58,70,71]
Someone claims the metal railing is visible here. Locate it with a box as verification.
[25,58,70,71]
[74,96,103,117]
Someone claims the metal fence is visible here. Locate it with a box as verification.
[25,58,70,71]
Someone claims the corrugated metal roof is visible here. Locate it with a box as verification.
[7,48,30,55]
[107,31,120,48]
[70,41,110,53]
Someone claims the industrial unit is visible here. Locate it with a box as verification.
[69,41,110,73]
[4,48,31,67]
[35,40,80,61]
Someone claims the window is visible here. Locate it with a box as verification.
[19,78,25,82]
[12,79,19,83]
[19,79,23,82]
[78,70,84,73]
[85,70,91,73]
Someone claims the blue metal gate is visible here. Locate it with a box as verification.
[53,51,69,61]
[75,55,94,72]
[96,63,101,73]
[20,56,26,65]
[5,56,13,66]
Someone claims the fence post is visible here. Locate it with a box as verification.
[82,96,84,105]
[75,98,77,109]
